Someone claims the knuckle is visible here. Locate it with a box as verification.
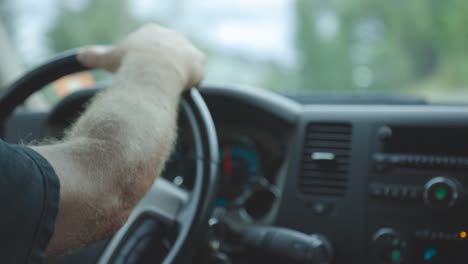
[190,48,206,65]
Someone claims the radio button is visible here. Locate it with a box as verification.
[399,156,409,165]
[371,186,384,197]
[408,188,421,199]
[389,155,400,164]
[400,188,409,198]
[427,156,435,166]
[449,157,457,166]
[456,158,465,168]
[413,155,422,165]
[383,187,392,198]
[420,155,428,164]
[443,233,453,240]
[378,126,393,141]
[389,188,400,199]
[370,185,422,200]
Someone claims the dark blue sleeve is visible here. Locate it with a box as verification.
[0,139,60,264]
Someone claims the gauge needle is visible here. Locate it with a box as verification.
[223,147,233,175]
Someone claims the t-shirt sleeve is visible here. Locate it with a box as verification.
[0,139,60,264]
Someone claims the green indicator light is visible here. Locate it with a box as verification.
[435,186,447,201]
[392,238,400,246]
[391,249,401,262]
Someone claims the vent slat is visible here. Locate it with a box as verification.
[301,171,347,178]
[303,155,350,162]
[299,188,346,196]
[306,133,352,141]
[301,170,348,176]
[300,178,347,184]
[302,155,350,163]
[308,126,351,134]
[301,176,348,182]
[301,192,345,196]
[305,141,351,148]
[300,183,347,189]
[302,163,349,172]
[303,169,348,174]
[299,122,352,197]
[303,148,351,154]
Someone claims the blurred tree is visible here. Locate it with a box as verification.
[294,0,468,94]
[430,1,468,85]
[295,0,353,91]
[48,0,141,52]
[0,21,24,87]
[0,0,24,87]
[0,0,15,33]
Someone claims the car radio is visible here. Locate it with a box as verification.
[368,125,468,264]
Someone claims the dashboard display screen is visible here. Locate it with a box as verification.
[383,126,468,156]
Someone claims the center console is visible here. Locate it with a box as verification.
[369,125,468,264]
[276,106,468,264]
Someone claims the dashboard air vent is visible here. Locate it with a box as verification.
[299,123,352,196]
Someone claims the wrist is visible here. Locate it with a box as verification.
[115,51,189,95]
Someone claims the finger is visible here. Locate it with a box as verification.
[77,45,121,72]
[186,54,206,89]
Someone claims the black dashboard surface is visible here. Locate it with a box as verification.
[4,85,468,264]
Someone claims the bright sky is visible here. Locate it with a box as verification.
[2,0,57,64]
[3,0,296,66]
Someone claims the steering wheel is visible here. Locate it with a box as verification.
[0,50,220,264]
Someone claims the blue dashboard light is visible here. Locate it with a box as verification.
[423,247,437,261]
[216,198,228,206]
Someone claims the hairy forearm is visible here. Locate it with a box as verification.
[32,23,204,256]
[68,53,182,184]
[35,53,183,255]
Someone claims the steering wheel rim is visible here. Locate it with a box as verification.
[0,51,220,264]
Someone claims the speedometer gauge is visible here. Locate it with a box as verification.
[217,138,261,206]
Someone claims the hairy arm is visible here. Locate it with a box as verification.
[32,25,204,255]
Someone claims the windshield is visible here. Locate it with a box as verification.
[1,0,468,106]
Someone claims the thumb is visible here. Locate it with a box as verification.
[77,45,122,72]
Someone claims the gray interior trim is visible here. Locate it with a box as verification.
[201,83,302,124]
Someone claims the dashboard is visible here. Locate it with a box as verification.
[163,115,286,223]
[4,85,468,264]
[278,105,468,264]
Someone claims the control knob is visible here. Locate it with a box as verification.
[372,228,406,264]
[423,176,462,209]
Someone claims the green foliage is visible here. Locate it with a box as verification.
[295,0,352,91]
[43,0,468,99]
[0,1,15,33]
[48,0,141,52]
[294,0,468,94]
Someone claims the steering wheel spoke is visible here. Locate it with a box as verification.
[98,178,192,263]
[137,178,189,225]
